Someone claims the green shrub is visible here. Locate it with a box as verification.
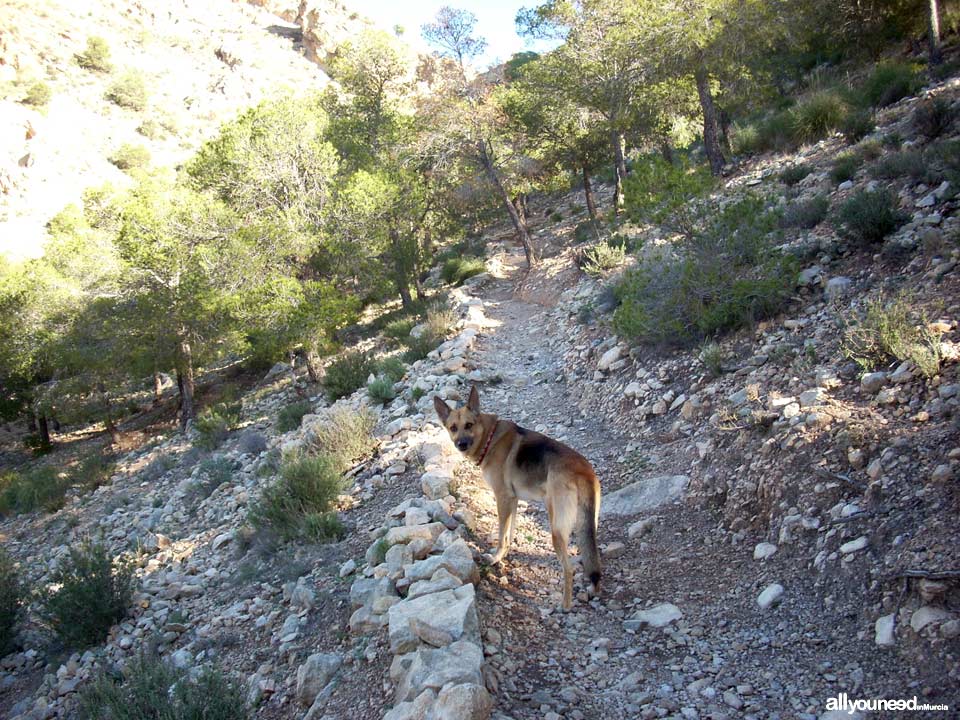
[779,164,812,186]
[550,211,563,222]
[194,456,233,498]
[79,650,249,720]
[248,454,344,541]
[22,81,52,107]
[382,318,415,342]
[276,401,312,433]
[73,450,116,490]
[860,62,920,108]
[579,243,626,277]
[790,91,847,143]
[304,408,377,469]
[913,98,956,141]
[41,541,133,648]
[780,194,829,230]
[108,143,150,170]
[441,257,486,285]
[400,304,455,363]
[0,547,23,656]
[105,72,148,111]
[377,356,407,383]
[136,118,166,140]
[237,431,267,456]
[842,295,942,377]
[0,466,70,515]
[573,219,602,243]
[623,156,714,230]
[323,350,377,402]
[698,342,724,377]
[856,139,883,161]
[834,189,908,244]
[411,386,426,402]
[367,377,397,405]
[614,195,795,346]
[830,152,862,183]
[75,37,112,72]
[730,121,760,156]
[194,402,241,451]
[869,150,926,180]
[842,110,875,143]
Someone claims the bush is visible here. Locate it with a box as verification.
[573,219,602,243]
[699,342,724,377]
[790,91,847,143]
[860,62,920,108]
[382,318,415,342]
[377,355,406,383]
[856,139,883,161]
[108,143,150,170]
[304,408,376,469]
[105,72,148,111]
[73,450,116,490]
[400,304,455,363]
[194,456,233,498]
[248,454,344,541]
[834,189,908,244]
[41,541,133,648]
[441,257,486,285]
[136,118,166,140]
[830,153,862,183]
[237,431,267,456]
[869,150,927,180]
[623,156,714,229]
[0,547,23,656]
[842,295,942,377]
[779,164,812,186]
[276,401,312,433]
[579,242,626,278]
[913,98,956,141]
[842,110,875,143]
[780,194,829,230]
[323,350,377,402]
[22,81,52,107]
[0,466,70,515]
[79,650,249,720]
[614,195,795,346]
[194,402,241,451]
[367,377,397,405]
[75,37,112,72]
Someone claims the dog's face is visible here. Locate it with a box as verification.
[434,385,484,454]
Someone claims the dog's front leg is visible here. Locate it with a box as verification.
[488,492,518,564]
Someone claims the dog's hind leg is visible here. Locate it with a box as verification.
[547,490,576,610]
[490,493,518,564]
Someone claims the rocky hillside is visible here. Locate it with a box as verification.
[1,40,959,720]
[0,0,371,259]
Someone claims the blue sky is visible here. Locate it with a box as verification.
[358,0,553,67]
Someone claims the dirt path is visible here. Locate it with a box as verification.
[455,249,941,720]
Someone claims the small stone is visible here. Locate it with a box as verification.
[603,541,627,558]
[339,559,357,578]
[753,542,777,560]
[839,536,868,554]
[295,653,342,706]
[628,518,654,538]
[910,606,952,633]
[931,464,953,482]
[824,276,852,300]
[625,603,683,630]
[757,583,784,609]
[874,614,895,646]
[860,372,887,394]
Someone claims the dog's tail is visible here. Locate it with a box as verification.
[577,472,602,594]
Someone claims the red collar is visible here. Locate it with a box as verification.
[475,421,498,466]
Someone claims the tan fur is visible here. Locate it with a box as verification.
[435,386,601,610]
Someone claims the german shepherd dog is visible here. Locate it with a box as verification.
[434,386,601,610]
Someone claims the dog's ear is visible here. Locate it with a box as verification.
[434,395,452,423]
[467,385,480,413]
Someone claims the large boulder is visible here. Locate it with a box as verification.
[390,639,484,702]
[600,475,688,517]
[295,653,342,706]
[388,584,480,654]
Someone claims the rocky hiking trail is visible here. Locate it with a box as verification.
[448,248,956,720]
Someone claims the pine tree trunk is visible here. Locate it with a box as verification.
[660,142,674,164]
[478,140,534,268]
[611,130,627,213]
[105,415,120,445]
[695,65,726,176]
[929,0,943,65]
[305,349,323,384]
[177,338,195,429]
[37,414,51,449]
[582,166,598,222]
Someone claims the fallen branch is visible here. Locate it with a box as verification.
[814,466,868,491]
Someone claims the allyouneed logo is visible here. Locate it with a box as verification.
[826,693,950,714]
